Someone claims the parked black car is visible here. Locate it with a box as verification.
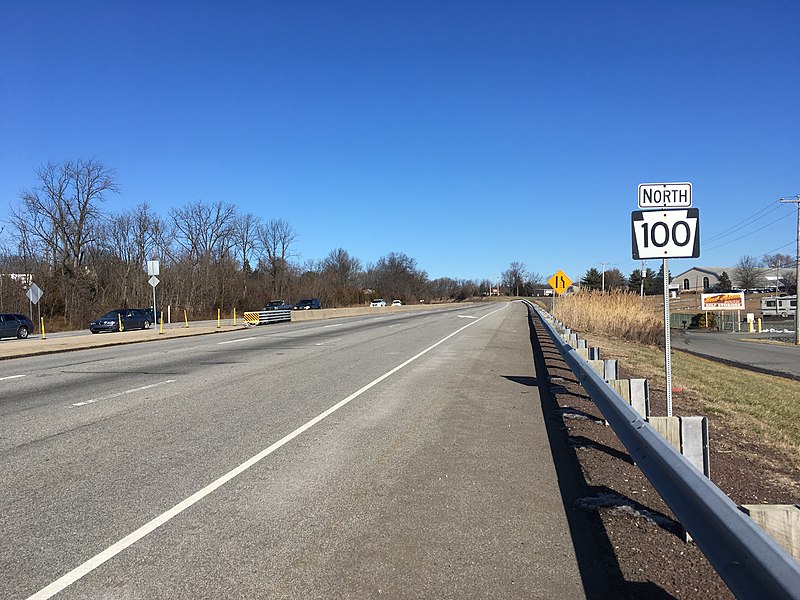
[0,313,35,339]
[293,298,321,310]
[89,308,153,333]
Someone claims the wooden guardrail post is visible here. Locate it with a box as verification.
[740,505,800,560]
[608,378,650,418]
[648,416,710,478]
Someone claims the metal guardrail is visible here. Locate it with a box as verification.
[243,309,292,325]
[527,301,800,600]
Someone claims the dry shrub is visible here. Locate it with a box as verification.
[552,290,663,345]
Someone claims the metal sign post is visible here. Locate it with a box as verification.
[149,276,160,327]
[633,182,699,417]
[662,259,673,416]
[548,270,573,314]
[26,283,43,335]
[147,261,160,328]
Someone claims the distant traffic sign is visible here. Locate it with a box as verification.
[149,276,160,288]
[548,270,572,295]
[632,208,700,259]
[638,182,692,209]
[26,282,43,305]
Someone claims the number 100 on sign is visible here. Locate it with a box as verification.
[631,208,700,259]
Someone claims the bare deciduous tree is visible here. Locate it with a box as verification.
[258,219,297,299]
[13,159,119,326]
[732,255,766,290]
[170,200,238,312]
[233,213,262,304]
[502,262,527,296]
[369,252,428,302]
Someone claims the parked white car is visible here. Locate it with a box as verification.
[391,300,402,306]
[370,299,386,307]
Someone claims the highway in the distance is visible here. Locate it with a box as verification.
[1,303,592,599]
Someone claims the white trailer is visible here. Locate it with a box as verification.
[760,295,797,318]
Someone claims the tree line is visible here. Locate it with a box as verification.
[579,254,797,294]
[0,160,497,329]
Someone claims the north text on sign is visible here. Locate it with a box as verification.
[638,182,692,208]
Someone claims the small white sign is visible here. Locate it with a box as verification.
[638,182,692,208]
[149,276,160,288]
[147,260,160,276]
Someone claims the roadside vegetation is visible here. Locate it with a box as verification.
[552,290,663,345]
[550,291,800,466]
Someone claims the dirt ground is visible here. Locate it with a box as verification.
[528,310,799,599]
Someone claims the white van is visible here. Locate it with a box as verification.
[760,295,797,318]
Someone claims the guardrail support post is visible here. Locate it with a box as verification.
[741,505,800,560]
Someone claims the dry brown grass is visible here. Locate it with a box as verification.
[552,290,663,345]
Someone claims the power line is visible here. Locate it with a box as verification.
[703,200,790,244]
[703,213,795,252]
[761,239,796,256]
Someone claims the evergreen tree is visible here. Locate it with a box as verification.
[717,271,732,291]
[581,267,603,291]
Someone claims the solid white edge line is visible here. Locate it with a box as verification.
[27,303,507,600]
[0,374,27,381]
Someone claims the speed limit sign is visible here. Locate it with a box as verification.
[631,208,700,259]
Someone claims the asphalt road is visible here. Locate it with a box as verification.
[1,302,589,599]
[672,329,800,379]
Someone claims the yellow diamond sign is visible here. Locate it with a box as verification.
[548,270,572,295]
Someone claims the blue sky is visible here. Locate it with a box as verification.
[1,1,798,283]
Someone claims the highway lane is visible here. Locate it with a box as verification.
[1,302,587,599]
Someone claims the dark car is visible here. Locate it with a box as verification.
[0,313,35,339]
[293,298,321,310]
[264,300,292,311]
[134,307,156,323]
[89,308,153,333]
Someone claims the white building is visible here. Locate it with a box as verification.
[672,266,794,293]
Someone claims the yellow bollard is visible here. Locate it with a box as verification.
[758,318,762,334]
[184,309,189,328]
[118,312,123,332]
[749,320,754,333]
[233,307,236,326]
[217,308,221,328]
[40,317,46,339]
[159,309,164,334]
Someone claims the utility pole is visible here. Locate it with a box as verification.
[601,261,606,293]
[779,194,799,345]
[640,259,645,297]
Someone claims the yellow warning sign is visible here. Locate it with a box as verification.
[548,270,572,295]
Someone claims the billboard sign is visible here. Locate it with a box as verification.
[701,292,745,311]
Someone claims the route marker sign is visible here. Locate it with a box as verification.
[631,208,700,259]
[638,182,692,208]
[635,181,698,419]
[548,270,572,295]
